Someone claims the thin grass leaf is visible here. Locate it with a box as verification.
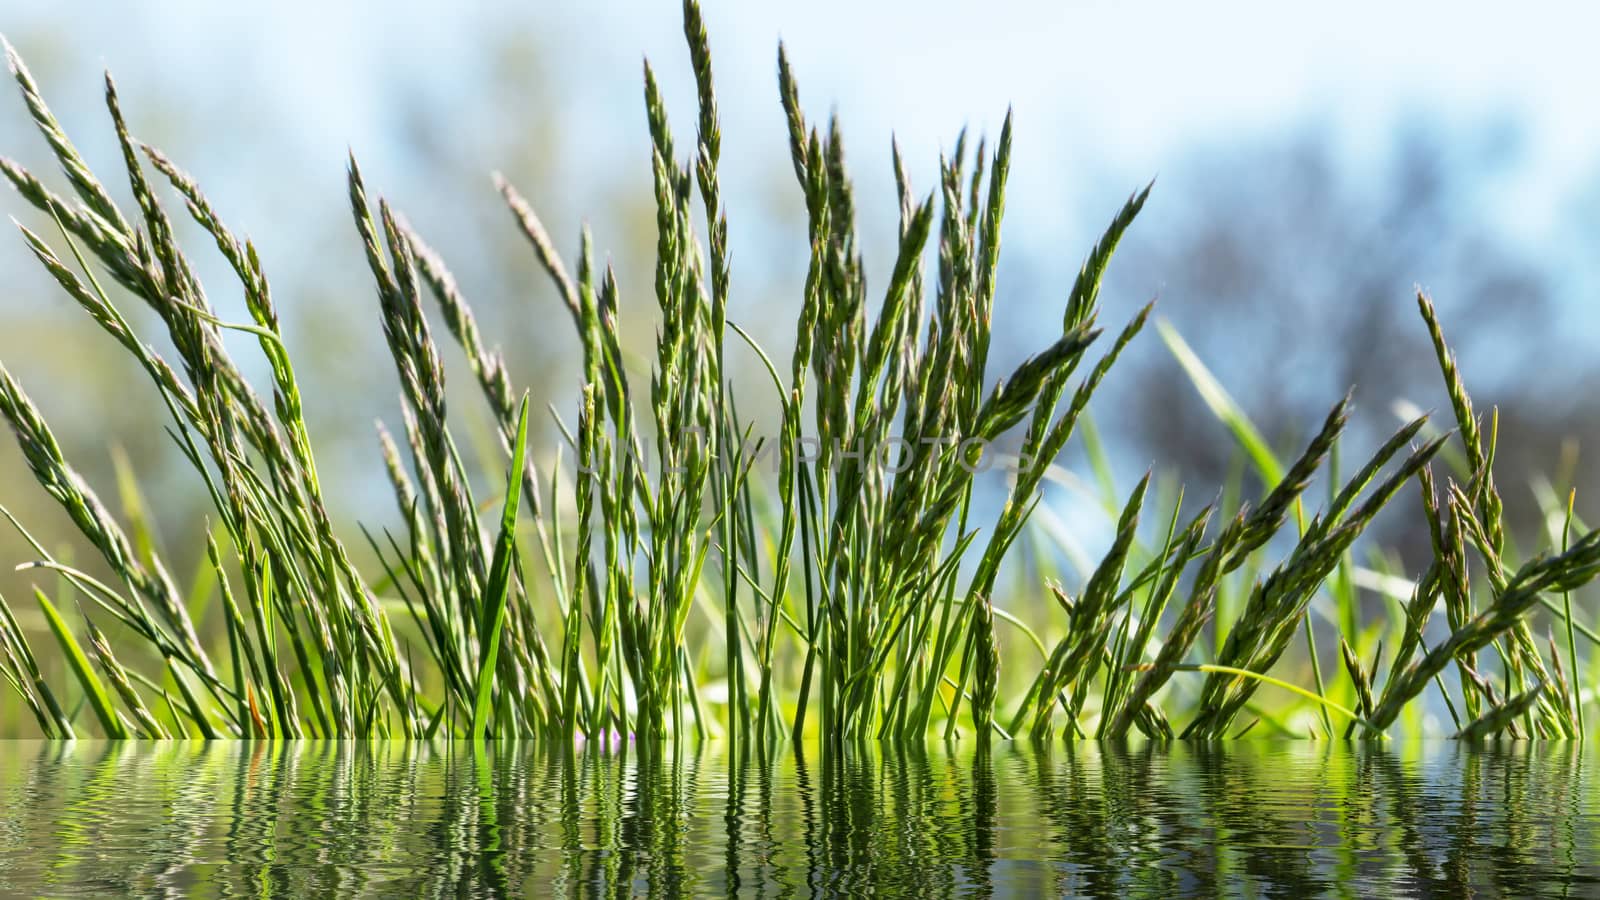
[35,590,127,739]
[472,395,530,742]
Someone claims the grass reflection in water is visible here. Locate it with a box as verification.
[1,741,1596,897]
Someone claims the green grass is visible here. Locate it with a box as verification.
[1,2,1597,744]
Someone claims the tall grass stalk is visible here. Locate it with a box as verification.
[1,7,1597,744]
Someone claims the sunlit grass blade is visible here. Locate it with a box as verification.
[472,395,530,742]
[36,590,127,739]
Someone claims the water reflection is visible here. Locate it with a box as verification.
[0,741,1596,897]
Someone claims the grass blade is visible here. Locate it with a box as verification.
[472,394,530,742]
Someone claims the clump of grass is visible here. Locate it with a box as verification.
[1,4,1597,744]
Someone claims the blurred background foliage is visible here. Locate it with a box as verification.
[4,1,1599,734]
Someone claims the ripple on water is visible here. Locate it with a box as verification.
[0,741,1597,897]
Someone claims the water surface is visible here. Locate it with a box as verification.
[1,740,1595,897]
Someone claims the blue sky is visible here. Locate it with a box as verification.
[6,1,1596,245]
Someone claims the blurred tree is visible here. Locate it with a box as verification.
[1081,117,1600,560]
